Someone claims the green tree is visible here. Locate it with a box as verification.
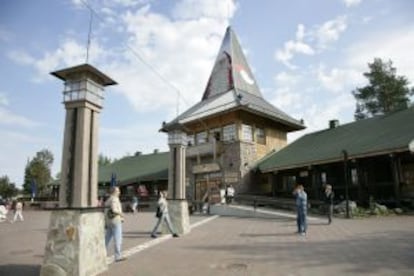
[23,149,54,196]
[353,58,413,120]
[0,175,18,198]
[98,154,112,166]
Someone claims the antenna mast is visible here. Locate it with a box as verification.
[86,9,93,63]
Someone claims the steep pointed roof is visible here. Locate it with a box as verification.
[161,27,304,132]
[202,26,261,100]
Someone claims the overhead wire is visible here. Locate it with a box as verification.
[79,0,212,131]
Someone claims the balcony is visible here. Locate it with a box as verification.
[186,141,223,158]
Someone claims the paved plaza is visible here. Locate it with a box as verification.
[0,205,413,276]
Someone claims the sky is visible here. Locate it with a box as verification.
[1,0,414,187]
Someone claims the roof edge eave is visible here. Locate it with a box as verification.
[259,146,409,173]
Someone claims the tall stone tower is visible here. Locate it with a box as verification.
[41,64,117,276]
[53,64,117,208]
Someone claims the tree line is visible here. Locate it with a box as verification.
[0,151,116,199]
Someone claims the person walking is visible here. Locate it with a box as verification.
[12,200,24,222]
[293,184,307,236]
[324,184,334,224]
[104,186,127,262]
[131,195,138,213]
[226,184,235,204]
[150,191,179,238]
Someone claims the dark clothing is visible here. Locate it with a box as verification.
[324,191,334,224]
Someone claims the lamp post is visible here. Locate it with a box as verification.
[166,129,190,235]
[41,64,116,276]
[53,64,116,208]
[342,150,350,219]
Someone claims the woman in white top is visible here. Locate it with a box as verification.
[150,191,179,238]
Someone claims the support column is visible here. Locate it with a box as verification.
[165,130,190,235]
[390,154,401,207]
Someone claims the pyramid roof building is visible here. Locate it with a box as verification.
[162,27,304,132]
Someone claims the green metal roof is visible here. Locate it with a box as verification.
[98,151,169,185]
[258,106,414,172]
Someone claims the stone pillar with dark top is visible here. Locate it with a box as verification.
[40,64,117,276]
[165,129,190,235]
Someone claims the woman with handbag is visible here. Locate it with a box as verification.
[105,186,127,262]
[150,191,179,238]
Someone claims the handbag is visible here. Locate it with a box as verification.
[107,208,116,219]
[155,206,162,218]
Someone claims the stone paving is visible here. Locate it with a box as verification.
[0,205,414,276]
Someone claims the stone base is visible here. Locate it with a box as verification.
[163,200,190,235]
[40,209,107,276]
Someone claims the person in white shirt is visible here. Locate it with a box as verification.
[105,187,126,262]
[13,201,24,222]
[226,185,235,204]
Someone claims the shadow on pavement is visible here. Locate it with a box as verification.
[0,264,40,276]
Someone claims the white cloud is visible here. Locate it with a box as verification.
[275,17,347,69]
[269,71,304,112]
[274,71,299,87]
[346,27,414,84]
[271,88,302,111]
[316,64,364,94]
[275,24,314,69]
[0,107,41,128]
[288,93,355,142]
[101,2,232,114]
[7,50,36,65]
[0,93,9,106]
[100,122,168,158]
[8,39,107,82]
[342,0,362,7]
[172,0,237,20]
[314,16,347,50]
[11,1,233,116]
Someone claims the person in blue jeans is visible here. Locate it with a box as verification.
[105,187,127,262]
[293,184,308,235]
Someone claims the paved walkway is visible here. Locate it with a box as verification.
[1,205,413,276]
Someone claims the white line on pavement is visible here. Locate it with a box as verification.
[107,215,219,264]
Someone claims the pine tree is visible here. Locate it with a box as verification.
[353,58,413,120]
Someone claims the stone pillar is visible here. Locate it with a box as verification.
[41,64,117,276]
[165,130,190,235]
[40,210,106,276]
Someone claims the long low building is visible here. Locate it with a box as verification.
[98,151,169,200]
[256,106,414,207]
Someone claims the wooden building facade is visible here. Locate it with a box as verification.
[257,107,414,207]
[161,27,304,202]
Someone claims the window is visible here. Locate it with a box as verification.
[351,168,358,185]
[187,135,195,146]
[223,124,236,141]
[242,124,253,142]
[196,131,207,144]
[321,172,327,185]
[255,127,265,144]
[210,128,221,141]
